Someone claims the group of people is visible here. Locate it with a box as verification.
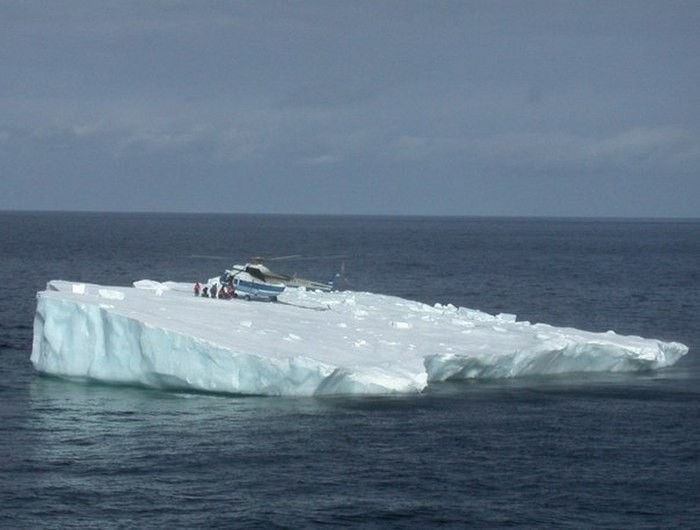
[193,281,236,300]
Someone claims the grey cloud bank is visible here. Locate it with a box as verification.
[1,1,699,217]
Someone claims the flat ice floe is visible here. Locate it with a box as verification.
[30,280,689,396]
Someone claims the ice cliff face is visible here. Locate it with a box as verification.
[30,280,688,396]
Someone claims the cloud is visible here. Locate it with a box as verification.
[2,1,699,216]
[392,126,700,175]
[300,154,340,166]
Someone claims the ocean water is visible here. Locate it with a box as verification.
[1,212,699,529]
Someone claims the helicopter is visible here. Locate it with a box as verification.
[242,255,346,291]
[202,254,350,301]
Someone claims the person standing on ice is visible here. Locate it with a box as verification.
[211,284,218,299]
[194,282,201,296]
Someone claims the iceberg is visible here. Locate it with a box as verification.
[30,280,688,396]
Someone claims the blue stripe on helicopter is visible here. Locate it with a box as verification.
[234,279,285,296]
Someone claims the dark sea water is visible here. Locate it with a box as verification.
[1,212,699,529]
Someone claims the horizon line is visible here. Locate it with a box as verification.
[1,208,698,222]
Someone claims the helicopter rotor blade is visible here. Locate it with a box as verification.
[250,254,303,263]
[284,254,349,261]
[267,254,304,262]
[251,254,348,263]
[188,254,235,261]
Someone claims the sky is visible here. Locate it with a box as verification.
[1,0,699,217]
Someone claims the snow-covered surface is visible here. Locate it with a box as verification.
[31,280,689,396]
